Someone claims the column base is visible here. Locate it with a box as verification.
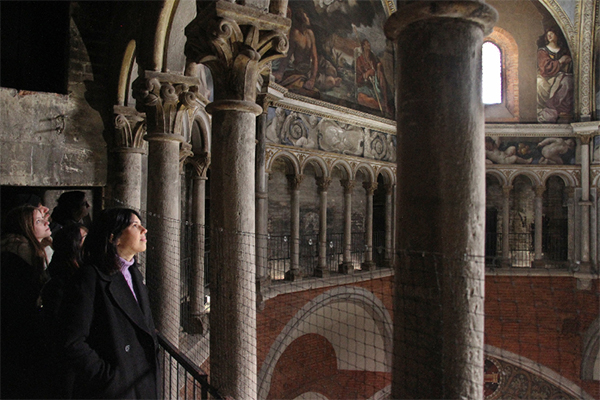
[285,268,302,281]
[314,267,330,278]
[361,261,376,271]
[338,262,355,275]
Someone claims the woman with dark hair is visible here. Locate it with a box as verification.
[1,204,52,398]
[60,208,160,399]
[50,190,91,234]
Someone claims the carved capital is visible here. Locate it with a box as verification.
[132,72,202,138]
[184,0,290,102]
[113,105,147,153]
[179,142,194,173]
[286,174,304,190]
[502,185,513,197]
[316,177,332,193]
[535,185,546,197]
[341,179,356,194]
[186,152,212,178]
[363,181,378,195]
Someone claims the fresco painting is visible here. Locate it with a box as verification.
[485,136,577,165]
[536,26,574,123]
[266,107,396,161]
[272,0,394,119]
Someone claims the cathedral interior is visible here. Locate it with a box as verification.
[1,0,599,399]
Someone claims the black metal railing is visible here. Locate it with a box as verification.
[157,332,224,400]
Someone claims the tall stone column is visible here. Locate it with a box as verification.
[133,72,202,346]
[384,183,394,267]
[339,179,355,274]
[385,2,497,399]
[362,181,378,271]
[286,174,303,281]
[533,185,545,266]
[185,2,290,398]
[110,106,147,210]
[256,113,270,292]
[187,155,210,333]
[572,123,598,273]
[316,177,332,277]
[501,185,512,268]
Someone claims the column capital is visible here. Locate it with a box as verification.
[112,105,147,154]
[132,72,203,140]
[363,181,378,195]
[384,1,498,40]
[502,185,513,197]
[185,0,290,103]
[571,121,599,144]
[316,177,332,193]
[186,153,211,178]
[341,179,356,194]
[287,174,304,190]
[535,185,546,197]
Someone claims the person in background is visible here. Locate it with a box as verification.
[60,208,160,399]
[50,191,91,235]
[1,204,52,399]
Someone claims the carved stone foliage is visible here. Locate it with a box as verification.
[184,0,290,102]
[133,75,202,137]
[113,108,147,151]
[265,106,396,161]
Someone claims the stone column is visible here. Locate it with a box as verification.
[384,183,394,267]
[315,177,332,277]
[109,106,147,210]
[572,123,598,273]
[285,174,303,281]
[385,2,497,399]
[362,181,378,271]
[185,3,290,397]
[501,185,512,268]
[256,113,270,293]
[339,179,355,274]
[133,72,202,346]
[533,185,545,266]
[187,155,210,333]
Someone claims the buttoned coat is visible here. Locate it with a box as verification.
[60,262,160,399]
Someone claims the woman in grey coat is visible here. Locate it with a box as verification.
[60,208,160,399]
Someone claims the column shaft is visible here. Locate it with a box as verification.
[534,186,545,263]
[256,114,269,284]
[339,180,354,274]
[190,176,207,320]
[384,184,393,267]
[386,2,496,398]
[316,177,331,277]
[502,186,512,268]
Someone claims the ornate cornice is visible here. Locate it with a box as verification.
[540,0,577,44]
[576,0,595,118]
[184,0,290,102]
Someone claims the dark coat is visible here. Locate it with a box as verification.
[60,261,161,399]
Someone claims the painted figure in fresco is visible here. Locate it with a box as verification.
[485,137,532,164]
[537,137,575,165]
[356,39,390,114]
[266,107,286,144]
[273,7,341,98]
[537,26,573,123]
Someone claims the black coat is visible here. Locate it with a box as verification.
[60,262,161,399]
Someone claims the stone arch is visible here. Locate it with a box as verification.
[376,167,395,186]
[486,170,508,187]
[485,345,595,399]
[330,159,354,180]
[541,171,577,187]
[267,150,301,176]
[153,0,178,71]
[190,109,211,155]
[257,286,393,400]
[508,171,542,187]
[117,40,137,107]
[300,155,329,179]
[355,163,376,183]
[581,317,600,381]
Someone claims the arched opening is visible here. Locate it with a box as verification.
[510,175,535,267]
[543,176,569,265]
[485,175,503,266]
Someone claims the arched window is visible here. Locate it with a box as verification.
[483,27,520,122]
[482,42,502,105]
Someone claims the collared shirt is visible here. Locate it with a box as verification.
[118,256,138,303]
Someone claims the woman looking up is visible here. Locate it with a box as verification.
[1,205,52,399]
[60,208,160,399]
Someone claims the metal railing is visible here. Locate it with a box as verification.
[157,332,224,400]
